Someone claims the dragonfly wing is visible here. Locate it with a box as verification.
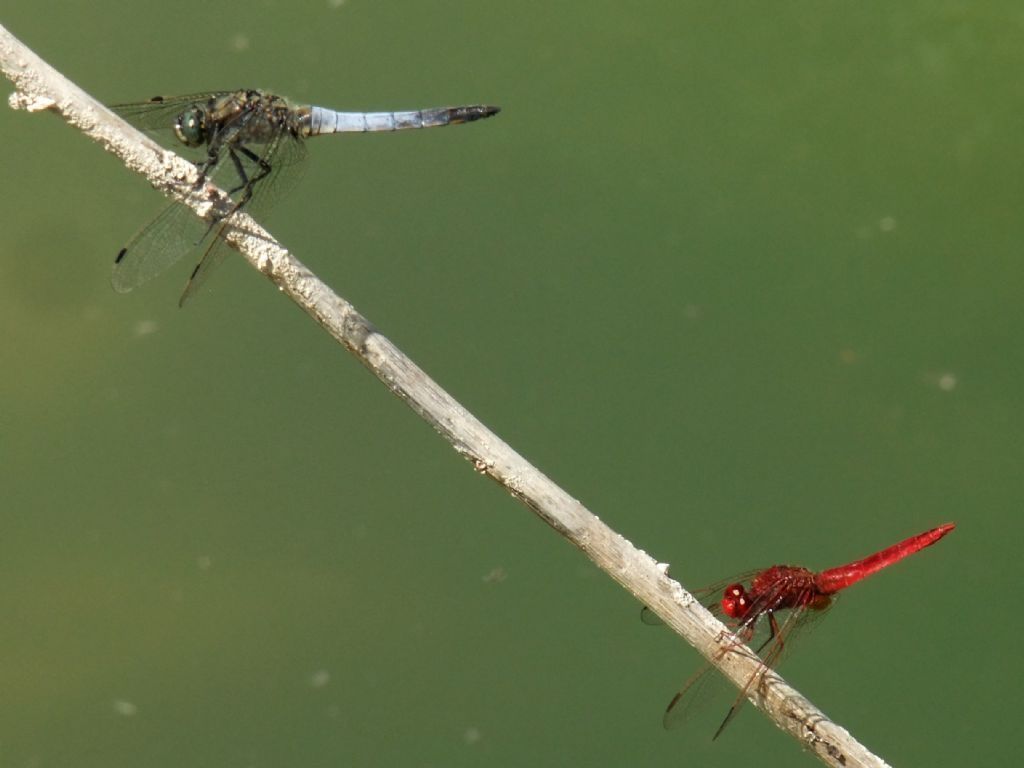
[647,569,834,739]
[663,660,726,731]
[109,93,231,136]
[175,134,305,304]
[640,606,664,626]
[710,591,835,739]
[760,592,835,669]
[644,569,768,732]
[229,128,308,219]
[114,103,306,303]
[177,223,231,307]
[112,200,206,293]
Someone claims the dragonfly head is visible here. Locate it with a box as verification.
[173,105,209,148]
[720,583,751,619]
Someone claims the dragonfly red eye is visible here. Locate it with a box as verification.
[721,583,749,618]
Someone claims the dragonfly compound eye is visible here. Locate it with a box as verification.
[720,583,749,619]
[173,107,207,147]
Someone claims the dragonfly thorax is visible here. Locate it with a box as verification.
[721,565,830,621]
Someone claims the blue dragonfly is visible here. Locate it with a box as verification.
[110,89,499,305]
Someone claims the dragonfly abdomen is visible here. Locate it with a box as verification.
[304,105,499,136]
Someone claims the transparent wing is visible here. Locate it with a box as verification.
[660,615,762,733]
[109,92,230,136]
[659,622,769,736]
[175,129,307,305]
[111,199,208,294]
[706,591,836,739]
[109,93,225,296]
[111,98,307,304]
[663,658,726,730]
[176,224,231,307]
[642,571,759,730]
[227,125,308,217]
[646,570,832,738]
[640,606,664,626]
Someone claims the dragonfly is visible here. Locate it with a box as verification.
[644,522,955,739]
[109,89,500,305]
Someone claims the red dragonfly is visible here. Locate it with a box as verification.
[647,523,955,738]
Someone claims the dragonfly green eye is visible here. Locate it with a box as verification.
[173,106,207,147]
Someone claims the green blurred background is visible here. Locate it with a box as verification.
[0,2,1016,766]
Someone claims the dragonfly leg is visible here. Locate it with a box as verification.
[756,612,783,655]
[199,124,226,180]
[192,141,223,189]
[182,142,274,269]
[225,146,251,199]
[747,612,779,656]
[227,144,273,209]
